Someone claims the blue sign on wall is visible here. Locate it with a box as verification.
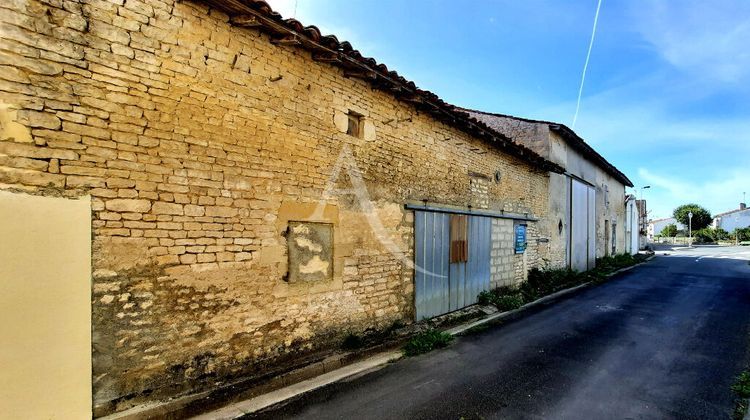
[514,223,527,254]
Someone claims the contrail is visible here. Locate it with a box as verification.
[572,0,603,129]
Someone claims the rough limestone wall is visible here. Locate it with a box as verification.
[466,111,551,161]
[490,219,542,288]
[0,0,555,414]
[595,171,627,257]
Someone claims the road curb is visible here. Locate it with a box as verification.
[447,282,592,335]
[234,257,656,416]
[448,255,654,336]
[142,257,655,419]
[191,350,403,419]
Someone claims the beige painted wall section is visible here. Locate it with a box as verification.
[0,191,92,419]
[548,132,628,262]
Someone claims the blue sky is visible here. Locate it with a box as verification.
[268,0,750,219]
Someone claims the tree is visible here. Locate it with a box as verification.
[661,223,678,237]
[673,204,712,231]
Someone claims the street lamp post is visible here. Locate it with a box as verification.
[688,211,693,248]
[639,185,651,201]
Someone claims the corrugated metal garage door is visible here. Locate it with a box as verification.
[414,211,491,320]
[570,179,596,271]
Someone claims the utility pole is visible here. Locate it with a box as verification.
[688,211,693,248]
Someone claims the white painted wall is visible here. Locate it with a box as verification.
[713,208,750,232]
[648,217,685,238]
[625,198,639,254]
[548,132,627,260]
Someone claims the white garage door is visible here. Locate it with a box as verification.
[570,179,596,272]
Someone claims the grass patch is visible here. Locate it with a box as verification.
[732,370,750,419]
[403,329,453,356]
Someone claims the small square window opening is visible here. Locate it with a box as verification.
[346,111,363,138]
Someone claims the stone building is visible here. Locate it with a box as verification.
[0,0,568,416]
[464,110,633,271]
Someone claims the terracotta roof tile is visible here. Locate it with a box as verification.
[202,0,565,173]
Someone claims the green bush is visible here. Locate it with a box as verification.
[733,227,750,242]
[478,254,646,312]
[595,253,637,271]
[403,329,453,356]
[520,268,579,301]
[693,228,717,243]
[477,290,494,306]
[732,370,750,419]
[732,371,750,398]
[661,223,678,237]
[494,294,524,311]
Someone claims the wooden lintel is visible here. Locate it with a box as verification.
[271,35,302,46]
[312,52,341,63]
[344,70,377,80]
[230,15,261,27]
[403,95,423,104]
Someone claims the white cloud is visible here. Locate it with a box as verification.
[638,168,749,218]
[629,0,750,84]
[532,69,750,220]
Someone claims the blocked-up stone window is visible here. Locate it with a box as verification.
[286,221,333,283]
[469,174,490,209]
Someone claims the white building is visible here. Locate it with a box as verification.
[624,195,639,254]
[713,203,750,232]
[464,109,634,270]
[647,217,685,239]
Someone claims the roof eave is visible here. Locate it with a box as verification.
[200,0,565,174]
[548,124,634,187]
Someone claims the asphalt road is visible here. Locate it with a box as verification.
[253,246,750,420]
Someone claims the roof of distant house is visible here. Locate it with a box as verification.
[648,217,675,223]
[713,207,750,218]
[460,108,634,188]
[202,0,566,173]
